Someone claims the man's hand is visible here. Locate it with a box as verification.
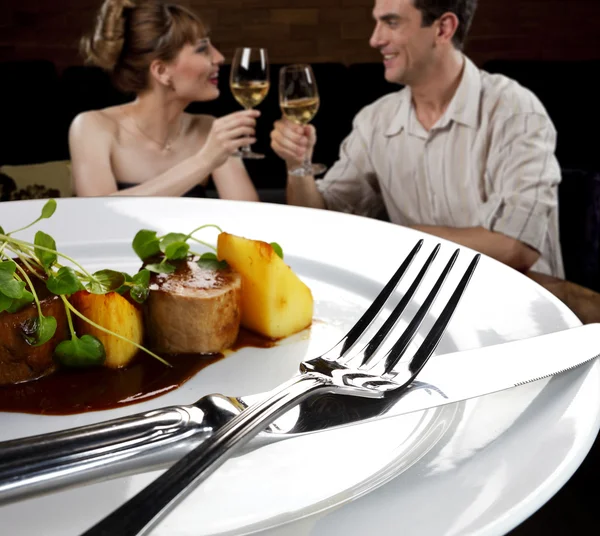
[270,119,316,170]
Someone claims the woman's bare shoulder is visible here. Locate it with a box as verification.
[69,106,124,137]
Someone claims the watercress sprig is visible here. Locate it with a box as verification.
[6,234,126,294]
[0,199,158,367]
[13,260,56,346]
[132,227,225,273]
[132,225,284,271]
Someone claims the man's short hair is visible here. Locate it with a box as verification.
[413,0,478,49]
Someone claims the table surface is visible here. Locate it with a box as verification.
[527,271,600,325]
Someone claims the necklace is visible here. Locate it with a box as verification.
[125,109,183,151]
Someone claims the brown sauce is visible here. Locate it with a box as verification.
[0,328,275,416]
[228,328,278,352]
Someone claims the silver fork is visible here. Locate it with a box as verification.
[80,242,480,536]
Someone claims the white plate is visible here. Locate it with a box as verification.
[0,197,598,536]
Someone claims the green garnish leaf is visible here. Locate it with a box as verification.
[5,290,34,313]
[129,288,148,304]
[132,230,161,261]
[0,261,26,299]
[133,269,151,285]
[46,267,83,295]
[0,226,5,235]
[270,242,284,259]
[197,252,228,271]
[0,260,16,274]
[34,230,58,269]
[160,233,189,260]
[165,242,189,260]
[87,269,126,294]
[41,199,57,219]
[54,334,106,367]
[22,315,57,347]
[115,272,134,295]
[0,293,12,313]
[130,269,151,303]
[145,262,176,274]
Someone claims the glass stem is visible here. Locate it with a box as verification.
[241,106,254,153]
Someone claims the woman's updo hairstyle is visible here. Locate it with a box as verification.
[81,0,207,93]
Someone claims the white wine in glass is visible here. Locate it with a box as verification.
[279,64,327,176]
[280,97,319,125]
[230,47,269,159]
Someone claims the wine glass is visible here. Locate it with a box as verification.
[229,47,270,159]
[278,64,327,177]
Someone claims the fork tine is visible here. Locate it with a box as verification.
[344,243,441,367]
[321,239,423,361]
[403,254,481,380]
[367,248,460,374]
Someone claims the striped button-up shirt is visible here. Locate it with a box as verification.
[316,56,564,277]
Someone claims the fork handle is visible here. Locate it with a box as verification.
[0,405,201,505]
[82,374,330,536]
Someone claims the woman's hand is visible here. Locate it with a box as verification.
[270,119,316,170]
[199,110,260,169]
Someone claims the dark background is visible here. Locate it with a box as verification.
[2,0,600,70]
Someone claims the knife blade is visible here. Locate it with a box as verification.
[256,322,600,435]
[1,323,599,505]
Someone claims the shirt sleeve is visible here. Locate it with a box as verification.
[315,114,385,219]
[480,112,561,252]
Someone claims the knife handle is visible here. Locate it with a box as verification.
[82,375,329,536]
[0,405,203,505]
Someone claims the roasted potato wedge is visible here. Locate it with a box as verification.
[217,232,313,339]
[70,291,144,368]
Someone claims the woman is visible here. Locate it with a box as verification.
[69,0,259,200]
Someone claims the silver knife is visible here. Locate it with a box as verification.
[1,323,599,506]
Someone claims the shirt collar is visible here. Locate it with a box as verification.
[384,88,411,137]
[385,55,482,136]
[439,55,481,129]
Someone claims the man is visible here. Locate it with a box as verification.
[270,0,563,277]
